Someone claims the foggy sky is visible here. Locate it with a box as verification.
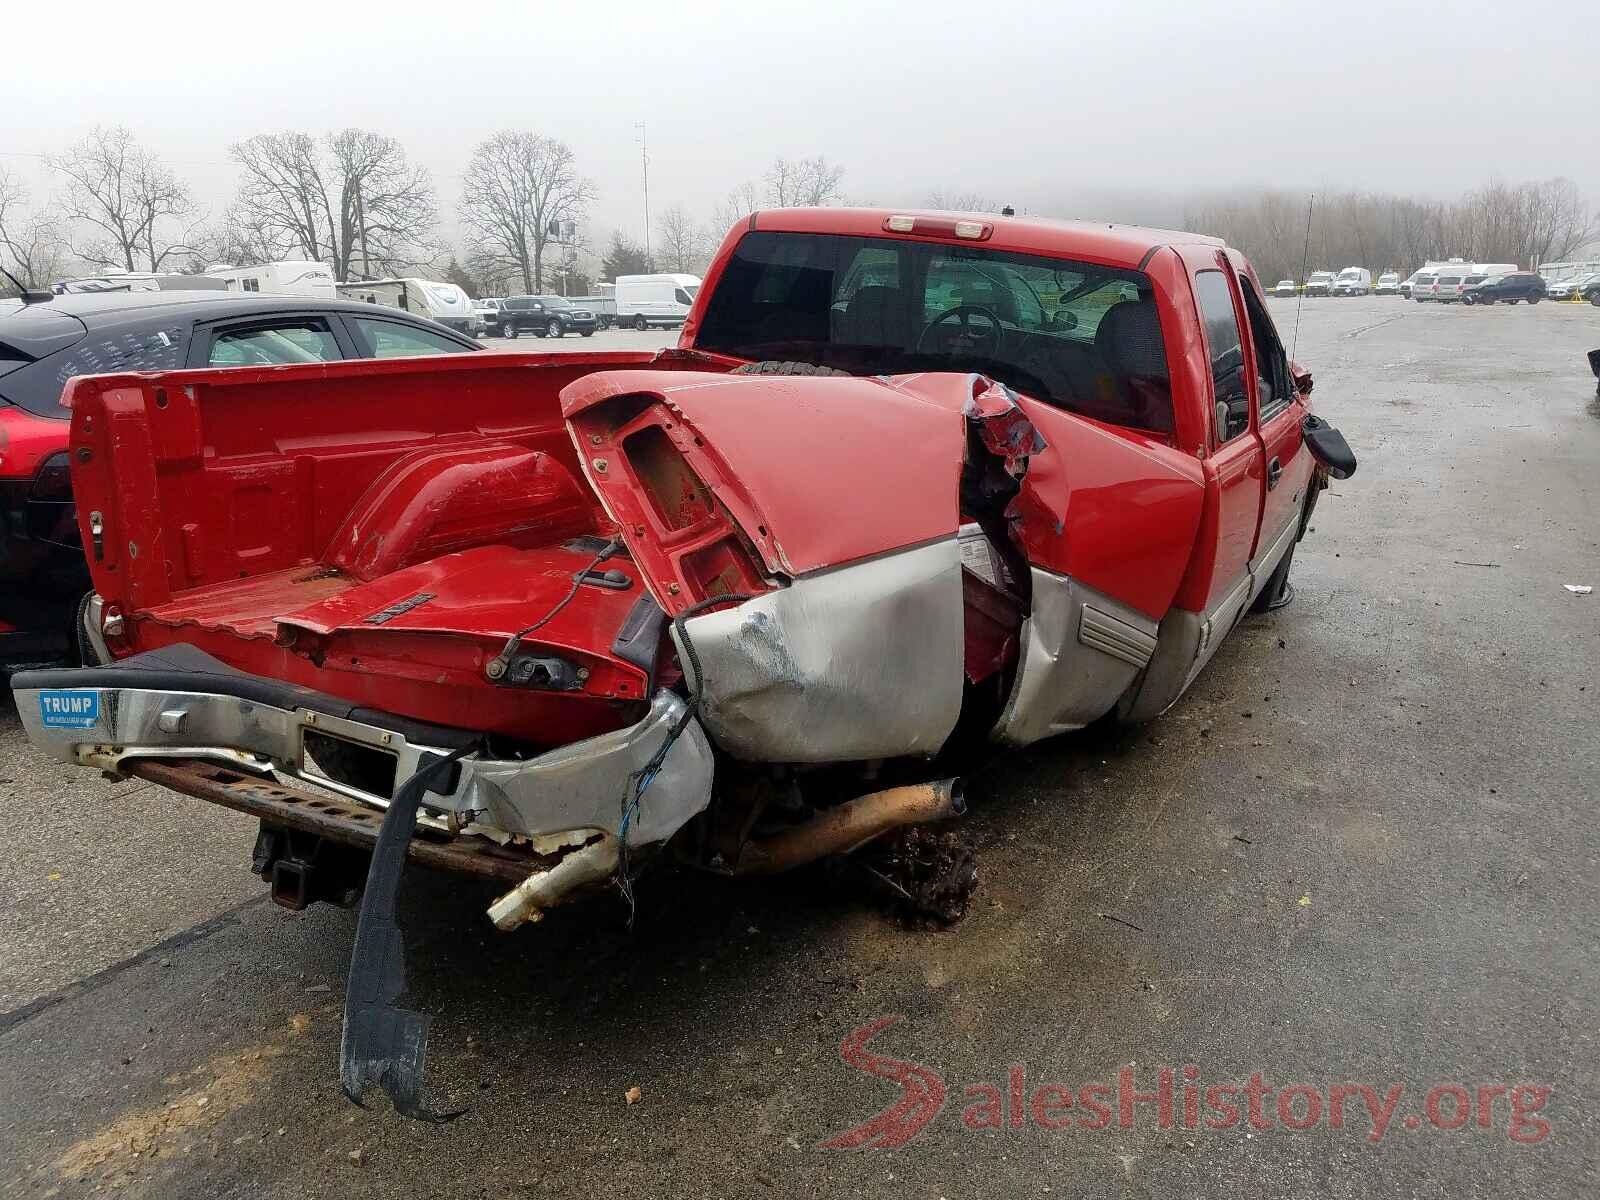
[3,0,1593,254]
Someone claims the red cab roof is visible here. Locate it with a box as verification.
[748,207,1224,270]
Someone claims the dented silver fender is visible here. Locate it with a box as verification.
[672,538,966,763]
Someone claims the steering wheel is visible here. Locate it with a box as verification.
[916,304,1003,356]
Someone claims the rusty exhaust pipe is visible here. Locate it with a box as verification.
[732,779,965,876]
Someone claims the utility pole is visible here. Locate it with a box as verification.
[637,121,651,271]
[355,176,371,280]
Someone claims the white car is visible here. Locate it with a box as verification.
[1272,279,1297,297]
[475,297,506,336]
[1545,271,1599,301]
[1375,272,1401,296]
[1304,270,1336,297]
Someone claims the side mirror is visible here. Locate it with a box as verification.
[1302,414,1356,479]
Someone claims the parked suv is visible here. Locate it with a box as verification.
[500,295,599,339]
[1462,273,1546,305]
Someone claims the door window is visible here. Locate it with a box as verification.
[208,319,340,366]
[1236,275,1292,422]
[1193,271,1250,442]
[350,317,472,359]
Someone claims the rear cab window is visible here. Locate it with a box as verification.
[696,230,1175,433]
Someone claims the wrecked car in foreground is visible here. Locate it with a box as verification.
[10,208,1354,1115]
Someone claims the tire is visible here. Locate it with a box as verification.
[1589,293,1600,307]
[633,314,649,331]
[729,360,852,378]
[547,319,563,338]
[503,324,518,340]
[1463,293,1477,305]
[580,330,594,337]
[1528,295,1541,305]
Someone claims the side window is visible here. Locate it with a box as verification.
[1193,270,1250,442]
[207,320,339,366]
[673,288,693,305]
[351,318,471,359]
[1237,274,1292,422]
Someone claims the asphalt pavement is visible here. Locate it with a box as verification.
[1,298,1596,1198]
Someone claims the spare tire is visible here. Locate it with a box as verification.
[730,360,852,377]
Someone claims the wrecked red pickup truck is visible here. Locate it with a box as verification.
[13,208,1351,1115]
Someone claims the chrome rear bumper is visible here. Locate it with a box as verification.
[14,678,714,849]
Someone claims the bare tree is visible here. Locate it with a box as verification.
[0,168,70,289]
[46,126,202,272]
[926,190,991,212]
[655,205,707,272]
[228,129,439,280]
[459,130,596,294]
[764,156,845,207]
[709,181,763,242]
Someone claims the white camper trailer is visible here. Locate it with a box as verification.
[210,261,337,299]
[335,278,480,337]
[613,273,701,330]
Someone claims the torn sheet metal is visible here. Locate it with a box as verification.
[673,538,966,763]
[456,689,714,845]
[991,567,1158,746]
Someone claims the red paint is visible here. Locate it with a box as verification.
[0,406,69,481]
[563,369,966,580]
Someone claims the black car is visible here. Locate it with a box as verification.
[0,290,480,664]
[1461,273,1547,305]
[499,295,598,339]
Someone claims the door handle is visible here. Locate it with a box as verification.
[1267,457,1282,490]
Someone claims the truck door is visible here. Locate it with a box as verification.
[1192,265,1266,622]
[1229,259,1311,581]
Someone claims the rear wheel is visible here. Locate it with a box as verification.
[580,329,594,337]
[1528,295,1541,305]
[1463,293,1477,305]
[633,314,648,331]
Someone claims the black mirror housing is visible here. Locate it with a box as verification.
[1302,414,1356,480]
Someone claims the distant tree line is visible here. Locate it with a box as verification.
[0,129,988,300]
[13,127,1586,304]
[1186,179,1594,284]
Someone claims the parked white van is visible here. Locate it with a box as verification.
[336,278,480,337]
[614,273,701,330]
[210,261,337,299]
[1331,267,1372,297]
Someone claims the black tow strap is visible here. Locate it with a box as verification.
[339,743,477,1122]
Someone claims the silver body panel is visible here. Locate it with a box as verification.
[991,568,1158,745]
[673,538,965,763]
[1119,511,1299,723]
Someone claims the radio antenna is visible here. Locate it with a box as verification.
[1291,193,1314,364]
